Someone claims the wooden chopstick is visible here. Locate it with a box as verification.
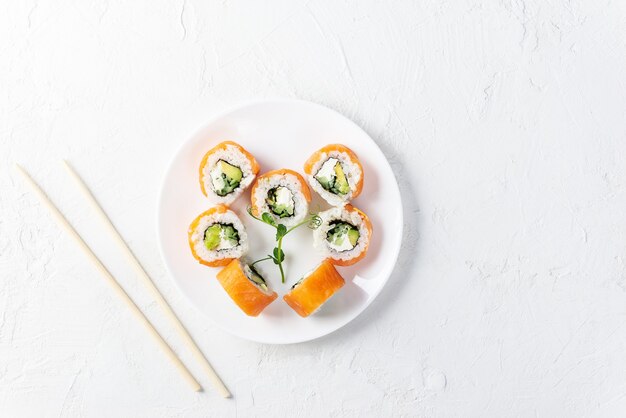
[14,164,202,392]
[62,161,231,398]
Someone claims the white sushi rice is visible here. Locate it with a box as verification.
[313,206,370,263]
[201,144,257,205]
[252,171,310,227]
[306,150,362,206]
[189,209,248,263]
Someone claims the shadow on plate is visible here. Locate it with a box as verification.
[308,128,421,346]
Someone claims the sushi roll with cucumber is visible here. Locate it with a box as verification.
[313,205,372,266]
[199,141,260,204]
[188,205,248,267]
[303,144,363,206]
[216,259,277,316]
[250,169,311,227]
[283,260,345,317]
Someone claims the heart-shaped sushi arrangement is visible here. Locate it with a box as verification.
[187,141,372,318]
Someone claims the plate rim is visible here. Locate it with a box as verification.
[157,97,404,344]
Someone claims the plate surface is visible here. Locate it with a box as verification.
[158,99,403,344]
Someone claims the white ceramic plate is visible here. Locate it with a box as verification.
[158,99,402,344]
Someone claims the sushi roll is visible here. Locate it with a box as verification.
[199,141,260,204]
[188,205,248,267]
[216,259,277,316]
[303,144,363,206]
[313,205,372,266]
[250,169,311,227]
[283,260,345,317]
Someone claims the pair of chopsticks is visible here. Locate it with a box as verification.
[15,162,230,397]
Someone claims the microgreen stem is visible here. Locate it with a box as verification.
[286,218,311,234]
[277,236,285,283]
[247,208,265,223]
[250,256,272,268]
[247,207,321,283]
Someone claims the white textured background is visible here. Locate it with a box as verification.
[1,0,626,417]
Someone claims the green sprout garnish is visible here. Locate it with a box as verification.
[248,207,322,283]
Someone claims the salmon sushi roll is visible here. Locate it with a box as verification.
[283,260,345,317]
[216,259,277,316]
[313,205,372,266]
[199,141,260,205]
[303,144,363,206]
[188,205,248,267]
[250,169,311,227]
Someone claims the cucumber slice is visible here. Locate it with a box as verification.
[211,160,242,196]
[316,175,332,190]
[221,224,240,247]
[222,225,238,239]
[332,162,350,195]
[314,158,350,196]
[265,187,295,218]
[326,221,358,251]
